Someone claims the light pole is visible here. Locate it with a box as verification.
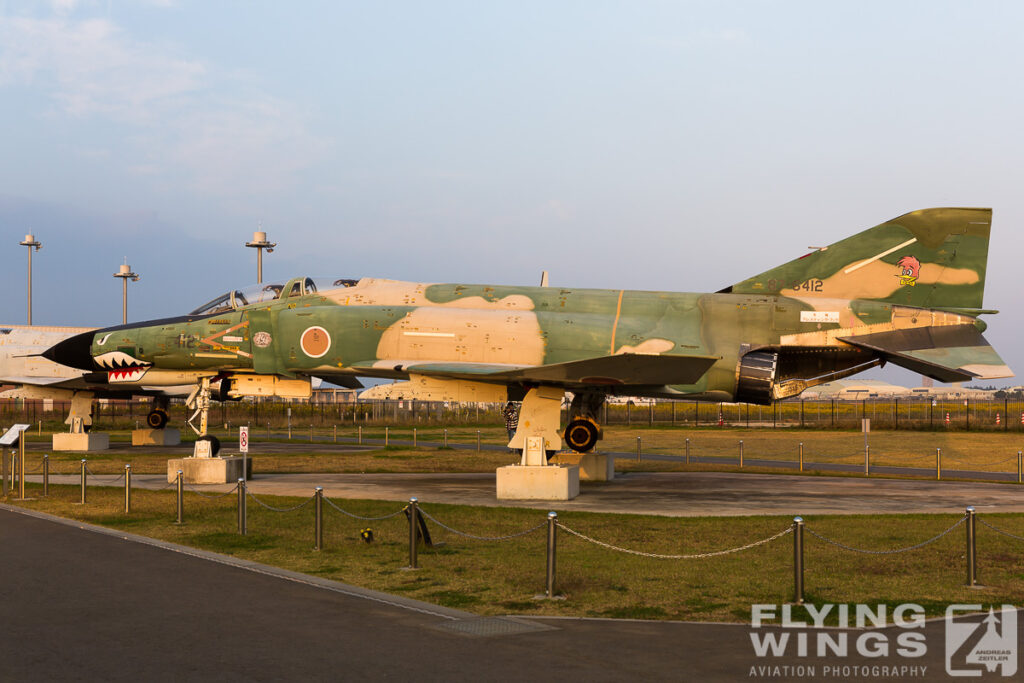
[19,234,41,325]
[244,230,276,284]
[113,263,140,324]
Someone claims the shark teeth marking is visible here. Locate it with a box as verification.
[94,351,153,374]
[108,367,148,383]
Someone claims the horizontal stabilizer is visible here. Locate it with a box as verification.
[838,324,1013,382]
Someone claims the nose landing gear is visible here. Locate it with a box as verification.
[186,376,221,456]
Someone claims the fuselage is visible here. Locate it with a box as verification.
[45,276,981,402]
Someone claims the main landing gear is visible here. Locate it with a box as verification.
[146,396,170,429]
[563,391,605,453]
[186,377,220,456]
[507,388,608,458]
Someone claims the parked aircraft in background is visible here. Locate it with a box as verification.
[0,324,191,431]
[43,208,1012,456]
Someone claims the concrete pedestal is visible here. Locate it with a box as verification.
[53,432,110,451]
[167,456,252,484]
[496,464,579,501]
[132,428,181,446]
[578,453,614,481]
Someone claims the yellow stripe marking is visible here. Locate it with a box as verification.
[610,290,624,354]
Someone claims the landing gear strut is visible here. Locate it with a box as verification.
[563,391,605,453]
[186,377,220,456]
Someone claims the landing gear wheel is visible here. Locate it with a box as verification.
[197,435,221,457]
[564,418,600,453]
[146,408,169,430]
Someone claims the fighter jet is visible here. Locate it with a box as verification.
[43,208,1012,455]
[0,324,192,431]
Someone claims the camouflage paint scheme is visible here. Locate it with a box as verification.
[42,208,1012,451]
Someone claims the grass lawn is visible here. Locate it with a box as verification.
[28,426,1024,481]
[6,482,1024,624]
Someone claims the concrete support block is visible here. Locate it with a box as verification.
[53,432,110,451]
[132,428,181,446]
[578,453,614,481]
[167,456,252,484]
[496,464,579,501]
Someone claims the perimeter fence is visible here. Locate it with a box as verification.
[4,395,1024,433]
[6,457,1024,606]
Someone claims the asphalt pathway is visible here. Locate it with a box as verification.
[3,505,1014,682]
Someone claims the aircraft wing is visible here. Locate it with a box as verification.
[838,324,1013,382]
[352,353,719,388]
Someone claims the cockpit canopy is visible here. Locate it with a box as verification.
[189,277,360,316]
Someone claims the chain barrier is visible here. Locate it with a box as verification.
[556,523,793,559]
[23,460,44,474]
[83,467,126,484]
[152,477,179,491]
[322,496,407,521]
[880,452,940,463]
[805,516,966,555]
[977,518,1024,542]
[941,454,1018,467]
[418,509,546,541]
[246,491,314,513]
[185,483,240,500]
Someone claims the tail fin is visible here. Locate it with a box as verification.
[726,208,992,309]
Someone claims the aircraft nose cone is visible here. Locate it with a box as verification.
[43,330,97,371]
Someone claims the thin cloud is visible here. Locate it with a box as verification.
[0,7,329,207]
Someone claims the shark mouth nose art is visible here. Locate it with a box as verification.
[95,351,153,382]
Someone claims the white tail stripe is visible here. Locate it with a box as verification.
[843,238,917,274]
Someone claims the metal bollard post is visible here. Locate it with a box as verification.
[309,424,313,442]
[636,436,641,461]
[936,448,941,481]
[80,459,87,504]
[314,487,323,551]
[18,436,26,500]
[965,506,977,586]
[476,430,481,452]
[334,425,337,443]
[288,422,292,440]
[413,428,417,448]
[685,437,690,465]
[408,497,419,569]
[443,429,448,447]
[799,442,804,472]
[546,511,558,598]
[42,454,48,497]
[385,426,389,447]
[358,425,362,445]
[1018,451,1022,484]
[175,470,184,524]
[793,517,805,605]
[864,444,870,476]
[739,440,744,468]
[238,478,247,535]
[124,465,131,513]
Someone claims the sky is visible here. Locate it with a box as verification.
[1,1,1022,386]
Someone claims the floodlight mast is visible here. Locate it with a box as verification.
[19,234,41,325]
[245,230,276,284]
[113,263,140,324]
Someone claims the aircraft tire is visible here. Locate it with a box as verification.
[198,434,221,457]
[146,409,169,430]
[564,418,600,453]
